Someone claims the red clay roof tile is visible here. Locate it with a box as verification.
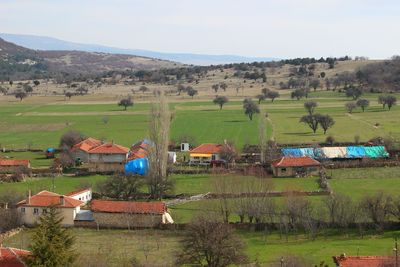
[333,256,394,267]
[0,159,30,166]
[91,199,166,214]
[72,137,102,152]
[17,191,84,208]
[272,156,321,167]
[0,247,30,267]
[190,144,223,154]
[88,143,129,154]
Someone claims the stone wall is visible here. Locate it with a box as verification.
[93,212,163,228]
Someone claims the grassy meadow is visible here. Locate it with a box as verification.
[0,90,399,150]
[4,228,400,266]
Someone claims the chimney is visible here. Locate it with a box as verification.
[60,196,65,206]
[28,190,31,204]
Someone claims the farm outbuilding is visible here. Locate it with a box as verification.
[281,146,389,160]
[90,199,173,228]
[0,159,30,174]
[271,156,321,177]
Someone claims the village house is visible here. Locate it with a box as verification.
[0,159,30,174]
[65,188,92,204]
[71,137,102,163]
[90,199,174,228]
[0,247,30,267]
[271,156,321,177]
[189,143,223,164]
[17,190,84,227]
[333,255,395,267]
[87,142,129,172]
[128,139,150,161]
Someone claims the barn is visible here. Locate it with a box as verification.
[90,199,173,228]
[271,156,321,177]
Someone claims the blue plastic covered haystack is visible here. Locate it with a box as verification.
[125,157,149,175]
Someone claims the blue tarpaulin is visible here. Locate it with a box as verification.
[346,146,366,158]
[282,148,303,157]
[281,146,388,159]
[125,158,149,175]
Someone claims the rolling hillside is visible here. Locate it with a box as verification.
[0,38,180,80]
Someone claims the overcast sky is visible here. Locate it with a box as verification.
[1,0,399,59]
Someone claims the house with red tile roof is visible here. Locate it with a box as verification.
[333,255,395,267]
[90,199,174,228]
[0,247,30,267]
[71,137,102,163]
[87,142,130,172]
[189,143,223,164]
[128,140,150,161]
[271,156,321,177]
[17,190,84,226]
[0,159,30,174]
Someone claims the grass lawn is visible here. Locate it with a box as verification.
[4,228,400,266]
[329,167,400,200]
[173,174,319,195]
[0,175,107,196]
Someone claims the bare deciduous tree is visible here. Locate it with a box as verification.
[177,216,247,267]
[146,92,173,199]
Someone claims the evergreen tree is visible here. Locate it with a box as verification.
[27,206,76,267]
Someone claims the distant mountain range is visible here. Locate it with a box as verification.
[0,33,278,65]
[0,37,180,80]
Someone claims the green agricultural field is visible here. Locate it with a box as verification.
[0,175,106,196]
[329,167,400,200]
[0,91,399,150]
[4,228,400,266]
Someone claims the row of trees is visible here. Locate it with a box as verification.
[212,177,400,233]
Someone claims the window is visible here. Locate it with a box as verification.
[281,168,287,172]
[42,209,47,214]
[21,208,25,213]
[33,208,39,215]
[79,197,81,200]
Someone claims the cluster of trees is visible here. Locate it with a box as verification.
[257,88,280,104]
[356,56,400,91]
[345,95,397,113]
[211,82,228,93]
[300,101,335,134]
[378,95,397,110]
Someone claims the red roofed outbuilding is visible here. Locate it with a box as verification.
[333,255,395,267]
[90,199,173,228]
[0,159,30,174]
[0,247,30,267]
[189,143,223,164]
[271,156,321,177]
